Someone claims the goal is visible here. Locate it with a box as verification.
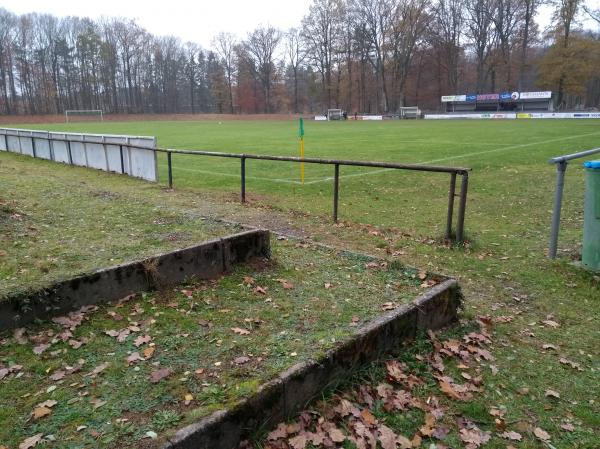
[65,110,104,123]
[399,106,421,119]
[327,109,343,121]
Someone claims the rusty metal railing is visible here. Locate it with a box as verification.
[1,132,472,242]
[159,148,471,242]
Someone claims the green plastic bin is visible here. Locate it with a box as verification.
[582,161,600,271]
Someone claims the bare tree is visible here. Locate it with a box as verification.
[431,0,465,93]
[243,26,281,113]
[285,28,306,113]
[389,0,429,109]
[465,0,497,92]
[350,0,395,112]
[213,32,237,113]
[302,0,343,109]
[552,0,582,107]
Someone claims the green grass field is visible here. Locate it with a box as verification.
[10,118,600,243]
[1,118,599,448]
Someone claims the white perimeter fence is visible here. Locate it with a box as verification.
[424,112,600,120]
[0,127,158,182]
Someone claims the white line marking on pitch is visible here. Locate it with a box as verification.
[171,131,600,186]
[174,166,304,184]
[301,131,600,185]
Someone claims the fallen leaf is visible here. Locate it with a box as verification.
[542,343,558,351]
[14,328,28,345]
[545,389,560,399]
[560,422,575,432]
[231,327,250,336]
[234,356,250,365]
[32,406,52,420]
[500,431,522,441]
[36,400,57,408]
[288,434,307,449]
[150,367,172,383]
[133,335,152,347]
[143,346,155,359]
[361,408,377,426]
[378,425,397,449]
[18,433,43,449]
[381,302,396,311]
[459,427,491,447]
[91,398,106,410]
[533,427,551,442]
[87,362,109,377]
[33,344,49,355]
[328,427,346,443]
[49,370,66,381]
[542,320,560,328]
[126,352,144,365]
[253,286,267,295]
[439,380,462,400]
[267,423,288,440]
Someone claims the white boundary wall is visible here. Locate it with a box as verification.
[425,113,516,120]
[425,112,600,120]
[0,127,158,182]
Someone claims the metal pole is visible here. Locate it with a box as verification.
[333,164,340,222]
[548,161,567,259]
[4,134,8,151]
[31,137,36,158]
[445,172,457,240]
[167,151,173,189]
[456,172,469,243]
[119,145,125,174]
[241,156,246,203]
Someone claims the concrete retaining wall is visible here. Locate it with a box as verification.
[163,278,462,449]
[0,230,270,329]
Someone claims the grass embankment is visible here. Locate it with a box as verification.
[0,154,234,298]
[0,239,431,449]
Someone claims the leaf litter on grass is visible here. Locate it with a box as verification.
[0,239,431,448]
[257,314,562,449]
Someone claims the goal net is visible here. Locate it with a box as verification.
[65,110,104,123]
[399,106,421,119]
[327,109,343,121]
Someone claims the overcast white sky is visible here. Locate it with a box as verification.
[1,0,597,48]
[1,0,314,47]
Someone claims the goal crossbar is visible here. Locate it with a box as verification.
[65,110,104,123]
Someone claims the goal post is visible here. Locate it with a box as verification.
[65,110,104,123]
[327,109,343,121]
[399,106,421,119]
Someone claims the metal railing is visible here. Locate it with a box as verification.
[159,148,471,242]
[548,147,600,259]
[2,132,471,242]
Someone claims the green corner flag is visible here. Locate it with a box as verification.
[298,118,304,138]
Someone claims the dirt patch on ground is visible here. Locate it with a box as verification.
[0,113,308,125]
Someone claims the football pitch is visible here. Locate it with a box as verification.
[8,118,600,243]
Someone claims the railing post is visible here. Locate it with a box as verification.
[548,161,567,259]
[3,133,8,151]
[241,156,246,203]
[456,172,469,243]
[31,136,36,158]
[445,172,457,240]
[119,145,125,174]
[66,139,73,165]
[167,151,173,189]
[333,163,340,222]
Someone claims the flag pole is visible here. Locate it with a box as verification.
[299,118,305,184]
